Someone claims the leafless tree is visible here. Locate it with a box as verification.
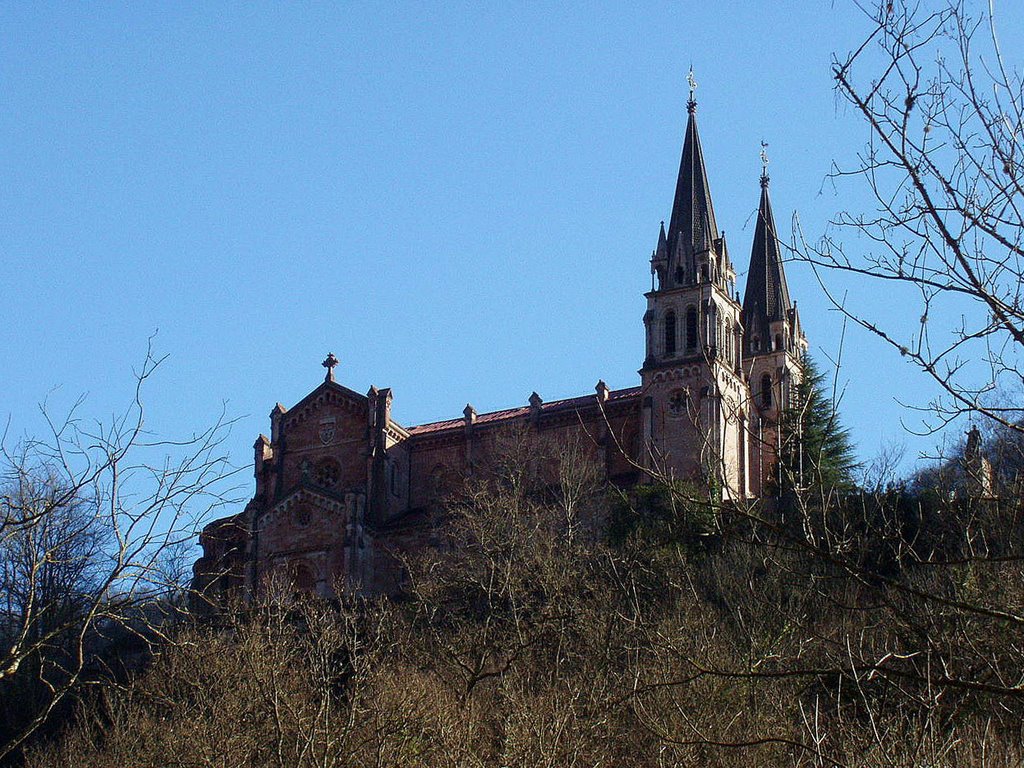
[22,585,397,768]
[804,0,1024,435]
[0,344,240,760]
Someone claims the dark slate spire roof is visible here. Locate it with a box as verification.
[743,174,792,344]
[667,100,720,262]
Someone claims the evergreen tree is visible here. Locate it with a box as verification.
[779,355,856,493]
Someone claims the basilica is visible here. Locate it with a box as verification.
[193,87,808,600]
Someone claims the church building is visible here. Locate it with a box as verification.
[193,85,808,601]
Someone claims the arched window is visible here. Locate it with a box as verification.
[664,311,677,357]
[738,412,747,498]
[685,306,698,349]
[724,320,732,362]
[761,374,773,408]
[706,302,718,348]
[775,334,783,352]
[752,335,761,353]
[429,464,451,504]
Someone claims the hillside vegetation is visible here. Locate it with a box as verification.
[24,430,1024,767]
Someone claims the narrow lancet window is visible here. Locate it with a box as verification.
[664,311,677,357]
[761,374,773,408]
[685,306,698,349]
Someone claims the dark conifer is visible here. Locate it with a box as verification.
[780,355,856,493]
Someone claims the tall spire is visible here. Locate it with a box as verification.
[742,167,792,352]
[667,71,720,264]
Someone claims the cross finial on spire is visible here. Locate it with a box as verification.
[321,352,339,382]
[759,140,770,187]
[687,67,698,113]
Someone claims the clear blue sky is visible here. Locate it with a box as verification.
[3,2,1021,493]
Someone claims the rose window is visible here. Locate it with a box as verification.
[668,388,688,417]
[314,459,340,488]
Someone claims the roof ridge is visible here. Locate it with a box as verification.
[407,385,642,434]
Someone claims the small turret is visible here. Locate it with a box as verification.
[270,403,286,443]
[529,391,543,425]
[651,222,669,289]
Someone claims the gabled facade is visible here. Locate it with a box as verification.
[192,87,809,603]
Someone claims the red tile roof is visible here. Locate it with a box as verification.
[406,386,641,437]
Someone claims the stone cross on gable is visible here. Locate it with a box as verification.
[322,352,339,383]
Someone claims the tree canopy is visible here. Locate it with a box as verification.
[780,355,857,494]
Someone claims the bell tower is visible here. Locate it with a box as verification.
[741,159,808,495]
[641,76,749,500]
